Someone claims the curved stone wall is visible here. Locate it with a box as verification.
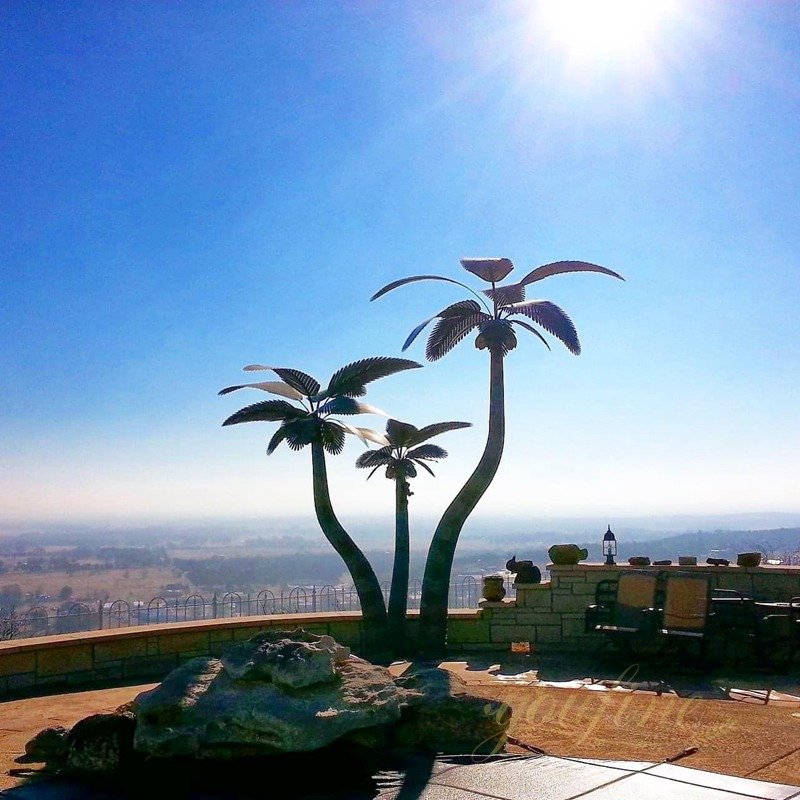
[0,609,484,697]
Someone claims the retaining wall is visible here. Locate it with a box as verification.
[0,609,483,697]
[480,563,800,652]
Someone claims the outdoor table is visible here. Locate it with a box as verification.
[754,601,800,620]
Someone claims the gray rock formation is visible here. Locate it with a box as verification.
[23,629,512,773]
[62,712,136,773]
[24,726,68,763]
[133,628,412,758]
[395,668,510,755]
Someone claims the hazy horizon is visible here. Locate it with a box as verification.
[3,510,799,548]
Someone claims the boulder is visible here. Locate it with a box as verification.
[62,712,136,773]
[133,628,413,758]
[24,726,68,763]
[394,668,511,754]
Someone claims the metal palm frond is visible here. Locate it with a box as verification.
[222,400,306,427]
[426,309,490,362]
[517,260,624,287]
[325,357,421,398]
[385,419,419,448]
[408,421,471,447]
[318,421,346,455]
[218,381,305,400]
[318,397,387,417]
[509,319,551,350]
[504,300,580,355]
[371,274,481,302]
[460,258,514,283]
[407,444,448,461]
[355,448,394,469]
[483,283,525,307]
[242,366,321,398]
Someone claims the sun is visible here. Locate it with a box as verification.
[536,0,679,67]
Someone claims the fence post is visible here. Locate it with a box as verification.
[212,593,218,619]
[98,601,103,630]
[312,585,317,613]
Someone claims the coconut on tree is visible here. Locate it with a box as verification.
[372,258,623,655]
[355,418,471,656]
[219,357,421,658]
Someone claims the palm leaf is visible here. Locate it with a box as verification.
[282,418,319,451]
[408,421,471,446]
[371,274,478,301]
[413,459,436,477]
[402,314,439,352]
[266,426,291,455]
[222,400,306,427]
[355,448,394,469]
[325,357,421,398]
[218,381,304,400]
[270,368,320,397]
[386,419,419,447]
[505,300,580,355]
[509,319,551,350]
[475,319,517,356]
[460,258,514,283]
[352,426,391,446]
[319,421,346,455]
[365,465,383,480]
[331,420,390,448]
[318,397,387,417]
[426,312,487,362]
[484,283,526,306]
[518,260,624,286]
[407,443,448,461]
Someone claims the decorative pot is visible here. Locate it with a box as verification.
[653,560,672,566]
[482,575,506,602]
[678,556,697,566]
[737,552,762,568]
[628,556,651,566]
[548,544,589,565]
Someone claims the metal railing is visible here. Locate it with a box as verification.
[1,576,514,641]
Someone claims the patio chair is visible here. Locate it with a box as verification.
[584,579,617,633]
[754,612,798,672]
[659,573,714,662]
[587,571,661,655]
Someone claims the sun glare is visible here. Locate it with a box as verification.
[537,0,678,67]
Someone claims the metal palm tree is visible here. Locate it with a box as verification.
[355,418,470,655]
[219,356,421,657]
[373,258,623,655]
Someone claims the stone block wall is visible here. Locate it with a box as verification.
[478,563,800,653]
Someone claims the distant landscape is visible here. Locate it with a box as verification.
[1,513,798,621]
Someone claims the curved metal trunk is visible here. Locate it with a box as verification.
[417,348,505,656]
[310,442,388,658]
[388,478,410,655]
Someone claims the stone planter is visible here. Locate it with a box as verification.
[481,575,506,602]
[548,544,588,565]
[737,552,762,568]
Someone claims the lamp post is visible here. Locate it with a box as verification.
[603,525,617,566]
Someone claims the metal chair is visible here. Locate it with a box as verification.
[588,571,661,655]
[659,573,717,663]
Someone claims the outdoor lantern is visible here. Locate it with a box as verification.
[603,525,617,566]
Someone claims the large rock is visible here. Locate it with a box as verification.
[24,726,68,763]
[133,628,412,758]
[62,712,136,773]
[395,668,511,755]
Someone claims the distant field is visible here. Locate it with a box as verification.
[0,567,198,605]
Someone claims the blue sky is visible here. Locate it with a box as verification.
[1,1,798,525]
